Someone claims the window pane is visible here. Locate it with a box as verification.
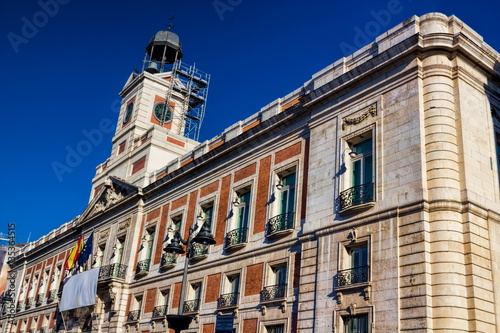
[344,314,368,333]
[352,160,362,186]
[267,324,285,333]
[351,246,367,268]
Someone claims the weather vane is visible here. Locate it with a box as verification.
[167,15,175,31]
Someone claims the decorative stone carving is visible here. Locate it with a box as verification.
[364,285,371,300]
[336,291,343,304]
[342,103,377,130]
[261,305,267,316]
[99,229,109,240]
[118,220,131,232]
[348,303,356,315]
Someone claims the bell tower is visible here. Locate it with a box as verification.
[89,29,210,198]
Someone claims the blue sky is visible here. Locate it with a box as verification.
[1,0,499,244]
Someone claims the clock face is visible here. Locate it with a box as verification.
[123,102,134,123]
[154,102,172,123]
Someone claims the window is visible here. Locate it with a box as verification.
[183,282,201,313]
[225,187,251,249]
[268,169,296,237]
[219,273,240,308]
[261,263,287,301]
[338,241,369,287]
[343,314,368,333]
[340,135,374,212]
[189,203,214,260]
[94,244,106,268]
[266,324,285,333]
[136,228,155,276]
[153,290,169,318]
[128,295,142,321]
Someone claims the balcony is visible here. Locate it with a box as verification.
[160,252,177,270]
[260,284,286,302]
[337,266,369,287]
[267,212,294,238]
[135,259,150,277]
[188,243,208,262]
[218,292,239,309]
[182,299,200,313]
[98,263,128,281]
[25,297,33,309]
[127,310,141,322]
[339,183,374,214]
[36,293,44,306]
[47,289,57,303]
[224,227,248,250]
[152,305,167,318]
[16,302,22,312]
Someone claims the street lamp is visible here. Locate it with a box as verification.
[164,222,216,333]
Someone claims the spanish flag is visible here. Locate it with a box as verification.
[64,234,83,270]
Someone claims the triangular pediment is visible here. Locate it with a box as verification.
[79,177,139,222]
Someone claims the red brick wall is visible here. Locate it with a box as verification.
[254,156,271,234]
[203,323,215,333]
[146,208,161,222]
[242,319,258,333]
[49,312,55,329]
[144,288,157,313]
[209,140,225,151]
[200,180,219,198]
[183,191,198,242]
[234,163,256,183]
[242,120,261,132]
[132,156,146,174]
[215,175,231,245]
[275,142,301,164]
[172,282,182,309]
[205,273,221,303]
[293,252,301,289]
[154,204,170,265]
[301,138,310,220]
[118,141,126,154]
[171,195,187,211]
[245,263,263,296]
[167,136,185,147]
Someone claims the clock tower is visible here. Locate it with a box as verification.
[89,29,210,198]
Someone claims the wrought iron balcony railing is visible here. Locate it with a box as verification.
[188,242,208,260]
[135,259,151,276]
[16,302,22,312]
[152,305,167,318]
[337,266,369,286]
[25,297,33,309]
[47,289,57,303]
[218,292,239,308]
[260,284,287,301]
[36,293,44,306]
[160,252,176,269]
[267,212,294,237]
[98,263,128,280]
[339,182,374,212]
[224,227,248,249]
[182,299,200,313]
[127,310,141,322]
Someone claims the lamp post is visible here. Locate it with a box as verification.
[164,221,216,333]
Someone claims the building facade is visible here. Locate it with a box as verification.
[2,12,500,333]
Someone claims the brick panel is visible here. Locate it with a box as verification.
[209,140,225,151]
[144,288,157,313]
[234,163,256,183]
[172,282,182,309]
[215,175,231,245]
[242,318,258,333]
[203,323,215,333]
[243,119,261,132]
[254,156,271,234]
[245,263,263,296]
[154,204,170,265]
[183,190,198,244]
[132,156,146,174]
[125,294,132,314]
[118,141,126,154]
[275,142,301,164]
[200,180,219,198]
[171,195,187,211]
[49,312,55,329]
[37,314,44,330]
[293,252,301,288]
[281,96,300,111]
[301,138,309,220]
[146,208,161,222]
[205,273,221,303]
[167,136,186,147]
